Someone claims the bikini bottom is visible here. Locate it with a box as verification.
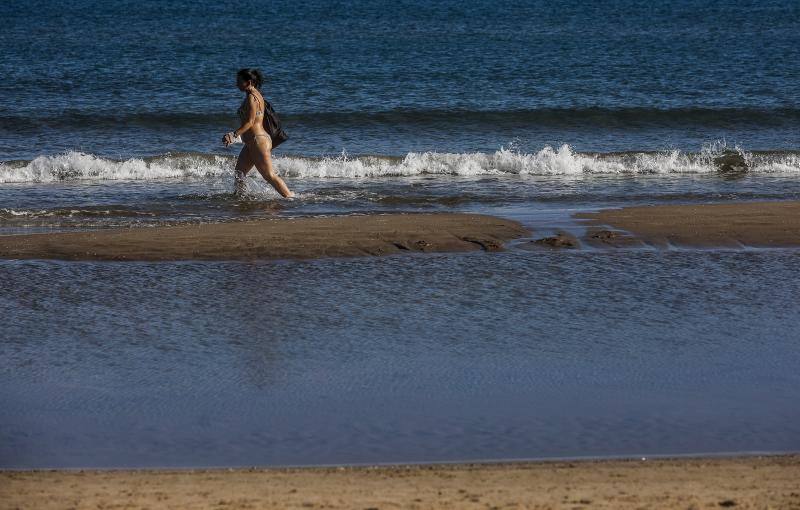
[245,134,271,147]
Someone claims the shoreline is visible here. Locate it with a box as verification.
[0,213,530,261]
[575,199,800,248]
[3,200,800,261]
[2,454,798,509]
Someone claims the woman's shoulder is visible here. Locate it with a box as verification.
[248,91,265,110]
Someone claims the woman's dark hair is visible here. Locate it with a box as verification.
[237,68,264,90]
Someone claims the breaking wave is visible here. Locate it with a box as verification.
[2,144,799,183]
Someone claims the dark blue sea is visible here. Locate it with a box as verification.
[1,0,799,468]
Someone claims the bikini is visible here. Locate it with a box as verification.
[237,92,270,146]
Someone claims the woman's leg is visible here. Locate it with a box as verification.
[234,145,254,196]
[249,137,294,198]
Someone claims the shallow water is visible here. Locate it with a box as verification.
[2,250,799,468]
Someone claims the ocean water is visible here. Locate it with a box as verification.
[1,0,800,468]
[3,252,800,468]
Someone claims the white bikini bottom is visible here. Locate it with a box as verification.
[244,134,271,147]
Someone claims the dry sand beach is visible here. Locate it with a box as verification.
[2,455,799,509]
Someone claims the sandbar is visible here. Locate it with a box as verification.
[0,213,529,261]
[1,455,798,509]
[577,200,800,247]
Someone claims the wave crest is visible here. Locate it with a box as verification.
[2,144,799,183]
[0,152,232,183]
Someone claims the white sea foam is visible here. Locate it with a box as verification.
[0,208,36,217]
[1,145,798,183]
[0,152,232,183]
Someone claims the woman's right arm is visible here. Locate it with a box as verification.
[232,94,260,138]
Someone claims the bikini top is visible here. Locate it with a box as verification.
[237,91,264,122]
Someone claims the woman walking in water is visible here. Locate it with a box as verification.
[223,68,294,197]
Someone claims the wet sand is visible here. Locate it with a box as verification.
[0,213,529,261]
[1,455,798,509]
[577,200,800,248]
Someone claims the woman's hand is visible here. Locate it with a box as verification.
[222,132,235,147]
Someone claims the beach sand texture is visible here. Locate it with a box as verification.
[1,455,798,509]
[4,201,800,262]
[577,200,800,248]
[0,213,529,261]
